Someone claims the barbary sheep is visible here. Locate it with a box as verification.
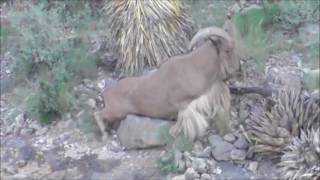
[170,17,239,140]
[94,18,239,140]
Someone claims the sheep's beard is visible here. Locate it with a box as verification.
[170,81,231,140]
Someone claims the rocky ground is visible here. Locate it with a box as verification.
[1,47,310,180]
[1,1,319,179]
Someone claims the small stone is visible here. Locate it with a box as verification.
[200,173,211,180]
[109,141,123,152]
[185,158,192,169]
[86,99,96,108]
[36,126,48,136]
[6,138,27,149]
[193,141,203,152]
[14,114,25,131]
[223,133,237,143]
[16,160,27,168]
[247,161,259,172]
[29,122,42,131]
[13,173,28,179]
[176,159,186,173]
[20,128,35,136]
[195,146,211,158]
[192,158,207,174]
[213,166,222,175]
[184,168,200,180]
[230,149,246,161]
[47,171,66,180]
[172,174,185,180]
[18,145,36,162]
[209,135,234,161]
[234,135,249,149]
[206,160,216,174]
[239,109,249,120]
[97,80,105,90]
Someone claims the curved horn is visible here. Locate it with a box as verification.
[188,27,233,51]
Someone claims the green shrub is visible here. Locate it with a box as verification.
[3,1,101,124]
[7,3,68,79]
[187,0,232,30]
[232,2,280,69]
[65,46,98,80]
[158,150,179,174]
[275,0,320,32]
[26,64,74,124]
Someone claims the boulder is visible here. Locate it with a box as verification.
[117,115,174,149]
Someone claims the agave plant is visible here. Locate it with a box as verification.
[278,128,320,180]
[105,0,192,75]
[247,89,320,158]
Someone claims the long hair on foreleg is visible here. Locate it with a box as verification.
[170,81,231,140]
[205,81,231,134]
[170,102,209,140]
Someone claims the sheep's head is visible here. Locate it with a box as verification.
[188,18,240,80]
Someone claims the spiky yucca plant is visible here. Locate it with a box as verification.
[248,90,320,158]
[278,128,320,180]
[105,0,192,75]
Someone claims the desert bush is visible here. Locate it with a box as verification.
[2,1,101,124]
[158,151,178,174]
[275,0,320,33]
[186,0,232,29]
[158,149,186,174]
[7,2,99,79]
[106,0,192,76]
[8,3,67,79]
[247,90,320,158]
[27,66,74,124]
[232,2,280,69]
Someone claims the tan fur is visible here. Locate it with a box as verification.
[170,81,231,139]
[94,18,239,140]
[169,19,239,140]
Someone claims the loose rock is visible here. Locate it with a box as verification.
[36,126,48,136]
[223,133,237,143]
[20,128,35,136]
[86,99,96,108]
[234,135,249,149]
[172,174,185,180]
[192,158,207,174]
[230,149,246,161]
[194,146,211,158]
[247,161,259,173]
[184,168,200,180]
[200,173,211,180]
[209,135,234,161]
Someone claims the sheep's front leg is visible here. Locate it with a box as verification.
[94,110,109,141]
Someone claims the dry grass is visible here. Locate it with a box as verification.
[105,0,192,75]
[247,90,320,158]
[278,128,320,180]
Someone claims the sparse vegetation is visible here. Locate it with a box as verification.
[1,0,319,179]
[106,0,192,75]
[232,1,280,69]
[2,1,102,124]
